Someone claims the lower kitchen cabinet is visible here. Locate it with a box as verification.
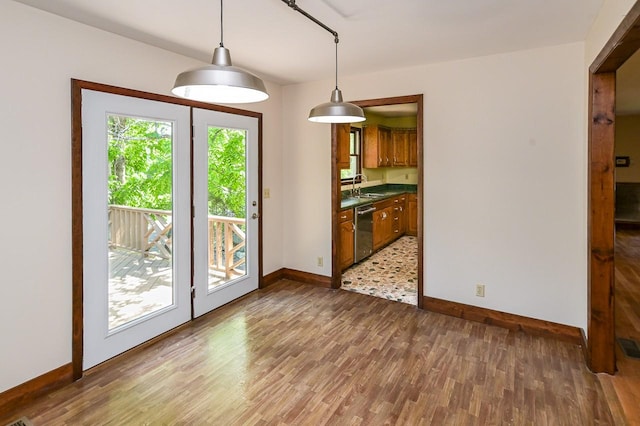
[407,193,417,236]
[392,195,407,238]
[373,204,393,251]
[339,209,354,270]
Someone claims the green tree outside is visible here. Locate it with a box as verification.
[107,115,246,219]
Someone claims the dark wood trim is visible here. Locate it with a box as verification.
[587,1,640,374]
[353,95,427,109]
[264,268,333,288]
[71,79,264,381]
[590,2,640,73]
[580,328,590,366]
[424,297,583,345]
[331,123,342,289]
[71,80,84,380]
[70,79,262,118]
[588,72,617,374]
[331,94,424,306]
[263,268,286,287]
[0,363,73,419]
[415,95,424,309]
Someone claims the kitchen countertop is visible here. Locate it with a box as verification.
[340,184,416,210]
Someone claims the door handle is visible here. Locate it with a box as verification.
[251,213,260,219]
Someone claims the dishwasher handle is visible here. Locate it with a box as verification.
[357,206,377,215]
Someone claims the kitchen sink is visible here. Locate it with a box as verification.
[359,193,386,198]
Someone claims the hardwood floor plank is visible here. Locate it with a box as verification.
[1,279,613,425]
[596,227,640,425]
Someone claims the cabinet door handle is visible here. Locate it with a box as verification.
[341,214,347,219]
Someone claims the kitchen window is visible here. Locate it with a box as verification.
[340,127,362,182]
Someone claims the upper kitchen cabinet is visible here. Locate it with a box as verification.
[336,123,351,170]
[363,125,392,168]
[407,129,418,167]
[364,125,417,168]
[391,129,409,166]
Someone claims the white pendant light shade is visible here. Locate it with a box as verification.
[172,47,268,104]
[308,88,365,123]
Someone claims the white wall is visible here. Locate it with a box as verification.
[0,1,283,393]
[585,0,638,65]
[283,42,588,329]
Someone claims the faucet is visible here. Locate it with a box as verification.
[352,173,367,197]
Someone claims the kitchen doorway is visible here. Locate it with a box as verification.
[588,2,640,376]
[331,95,423,308]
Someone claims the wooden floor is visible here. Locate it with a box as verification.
[2,280,612,425]
[598,227,640,425]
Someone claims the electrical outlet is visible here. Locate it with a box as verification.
[264,188,271,199]
[475,284,485,297]
[317,256,323,267]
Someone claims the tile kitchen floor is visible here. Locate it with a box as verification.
[341,236,418,305]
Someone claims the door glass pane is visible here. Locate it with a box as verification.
[107,115,174,330]
[207,127,247,290]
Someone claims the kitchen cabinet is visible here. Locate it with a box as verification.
[407,129,418,167]
[407,193,417,236]
[365,126,417,168]
[392,195,407,238]
[363,125,392,168]
[336,123,351,170]
[391,130,409,166]
[372,201,393,251]
[339,209,354,270]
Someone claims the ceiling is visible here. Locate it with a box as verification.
[14,0,604,86]
[12,0,640,115]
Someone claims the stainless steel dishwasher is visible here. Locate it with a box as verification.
[354,204,376,263]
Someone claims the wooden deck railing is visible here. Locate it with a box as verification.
[108,205,246,279]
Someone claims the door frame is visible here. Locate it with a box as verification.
[71,79,264,380]
[331,94,424,308]
[588,2,640,373]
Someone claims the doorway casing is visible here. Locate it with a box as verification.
[588,1,640,373]
[331,94,424,308]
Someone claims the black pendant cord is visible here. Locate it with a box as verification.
[219,0,224,47]
[281,0,338,39]
[335,38,339,90]
[281,0,341,89]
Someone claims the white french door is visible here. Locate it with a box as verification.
[82,90,191,369]
[192,109,259,317]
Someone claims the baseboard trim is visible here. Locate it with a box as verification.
[580,328,590,366]
[423,296,583,345]
[262,268,286,288]
[0,363,73,419]
[264,268,332,288]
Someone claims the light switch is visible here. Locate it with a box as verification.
[264,188,271,199]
